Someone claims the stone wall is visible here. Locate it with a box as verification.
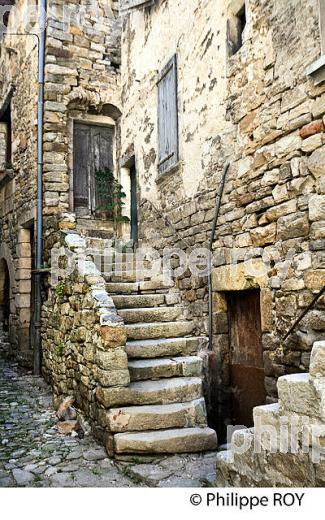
[42,0,122,251]
[120,0,325,436]
[0,0,122,365]
[42,230,129,451]
[0,0,39,363]
[216,339,325,486]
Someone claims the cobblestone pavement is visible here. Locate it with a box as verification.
[0,337,219,488]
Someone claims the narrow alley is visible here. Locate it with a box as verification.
[0,330,219,488]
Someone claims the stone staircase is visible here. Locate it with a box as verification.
[86,237,217,454]
[216,340,325,487]
[106,278,217,454]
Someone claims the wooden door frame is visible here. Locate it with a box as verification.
[68,115,116,214]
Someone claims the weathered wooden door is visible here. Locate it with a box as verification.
[73,123,114,217]
[228,290,266,427]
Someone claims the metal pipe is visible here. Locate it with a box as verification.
[208,162,230,351]
[34,0,47,375]
[283,285,325,341]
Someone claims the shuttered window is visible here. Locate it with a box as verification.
[119,0,154,12]
[158,55,179,174]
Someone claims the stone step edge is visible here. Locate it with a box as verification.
[113,427,218,454]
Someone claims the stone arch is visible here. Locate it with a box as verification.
[65,87,122,119]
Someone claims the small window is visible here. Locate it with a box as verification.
[119,0,154,13]
[0,0,15,34]
[227,2,247,56]
[0,102,12,169]
[157,55,179,175]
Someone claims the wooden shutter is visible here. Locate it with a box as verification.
[158,55,179,174]
[73,123,114,216]
[73,124,91,216]
[120,0,154,12]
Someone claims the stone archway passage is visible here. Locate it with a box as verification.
[0,258,10,332]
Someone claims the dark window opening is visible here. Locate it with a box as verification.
[0,0,16,32]
[228,3,247,56]
[0,259,10,332]
[0,103,12,167]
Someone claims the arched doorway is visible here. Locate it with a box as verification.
[0,258,11,333]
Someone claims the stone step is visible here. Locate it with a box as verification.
[113,294,166,309]
[96,376,203,408]
[106,273,148,283]
[106,278,174,295]
[125,337,206,359]
[128,356,202,381]
[114,427,218,454]
[277,373,321,416]
[107,398,208,432]
[126,321,194,340]
[119,307,183,324]
[106,282,139,294]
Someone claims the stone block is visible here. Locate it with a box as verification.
[95,348,128,371]
[309,195,325,221]
[94,367,130,387]
[304,270,325,290]
[107,398,207,433]
[277,212,309,240]
[301,134,322,153]
[308,146,325,178]
[114,427,217,454]
[310,341,325,377]
[312,94,325,118]
[212,259,268,292]
[299,119,324,138]
[265,199,297,222]
[277,373,322,417]
[100,324,127,348]
[251,223,276,247]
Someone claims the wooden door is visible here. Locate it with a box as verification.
[73,123,114,217]
[228,290,266,427]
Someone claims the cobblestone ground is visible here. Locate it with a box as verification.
[0,334,219,488]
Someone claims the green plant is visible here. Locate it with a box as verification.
[4,161,13,170]
[55,280,66,299]
[95,168,130,224]
[55,342,65,356]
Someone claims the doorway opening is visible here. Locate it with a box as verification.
[227,289,266,427]
[130,162,138,245]
[73,122,115,218]
[0,258,10,332]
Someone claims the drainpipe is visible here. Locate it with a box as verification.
[34,0,47,375]
[208,162,230,352]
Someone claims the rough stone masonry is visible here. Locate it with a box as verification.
[0,0,325,484]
